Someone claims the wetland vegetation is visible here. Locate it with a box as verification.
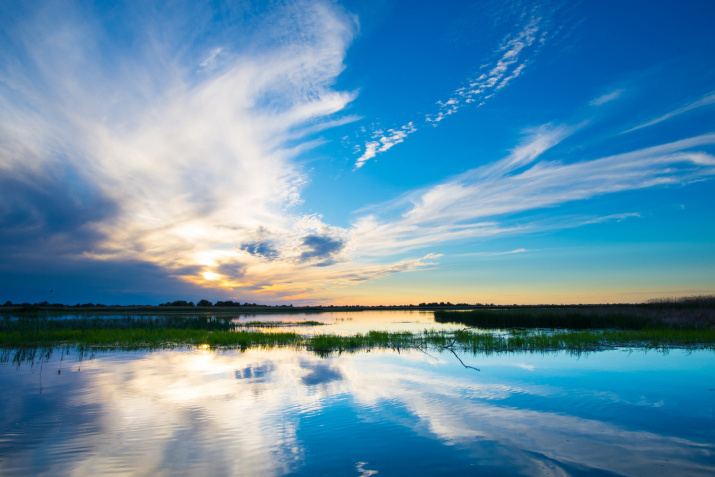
[434,302,715,330]
[2,296,715,356]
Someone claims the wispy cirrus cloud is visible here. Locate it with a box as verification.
[214,115,715,297]
[590,88,625,106]
[623,91,715,133]
[456,248,529,258]
[353,10,554,169]
[350,127,715,256]
[427,16,548,125]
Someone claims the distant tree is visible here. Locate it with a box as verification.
[2,301,12,307]
[160,300,195,307]
[197,299,212,307]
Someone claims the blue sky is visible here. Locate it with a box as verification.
[1,0,714,305]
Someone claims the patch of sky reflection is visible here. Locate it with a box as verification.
[38,310,469,335]
[230,309,468,335]
[1,343,714,476]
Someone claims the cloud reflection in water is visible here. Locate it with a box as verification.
[0,348,713,476]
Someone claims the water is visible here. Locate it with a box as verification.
[39,309,466,335]
[1,311,714,476]
[226,308,468,336]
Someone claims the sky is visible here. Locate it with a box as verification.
[1,0,714,306]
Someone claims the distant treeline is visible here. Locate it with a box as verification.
[0,300,294,309]
[3,294,713,313]
[2,300,474,310]
[3,301,121,309]
[158,300,293,308]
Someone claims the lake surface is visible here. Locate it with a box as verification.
[41,308,467,335]
[1,311,714,476]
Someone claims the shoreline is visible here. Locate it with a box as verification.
[3,301,714,315]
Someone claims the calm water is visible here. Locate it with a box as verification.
[43,309,466,335]
[1,311,714,476]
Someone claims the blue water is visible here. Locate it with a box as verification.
[1,345,714,476]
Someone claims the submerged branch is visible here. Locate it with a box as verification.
[443,328,468,349]
[446,347,480,371]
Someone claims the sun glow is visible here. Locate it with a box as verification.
[202,272,222,281]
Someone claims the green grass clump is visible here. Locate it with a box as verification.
[0,326,302,350]
[309,330,416,351]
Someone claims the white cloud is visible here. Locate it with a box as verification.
[350,128,715,256]
[426,16,548,126]
[477,123,575,179]
[456,248,529,258]
[354,122,417,168]
[199,47,222,68]
[0,0,367,300]
[354,13,552,168]
[623,91,715,133]
[590,88,625,106]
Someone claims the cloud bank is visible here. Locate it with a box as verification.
[0,0,387,301]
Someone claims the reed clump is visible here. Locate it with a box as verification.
[309,330,414,351]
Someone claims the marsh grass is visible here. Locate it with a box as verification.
[309,330,415,352]
[308,328,715,354]
[2,314,715,356]
[434,305,715,330]
[434,309,650,329]
[0,316,306,349]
